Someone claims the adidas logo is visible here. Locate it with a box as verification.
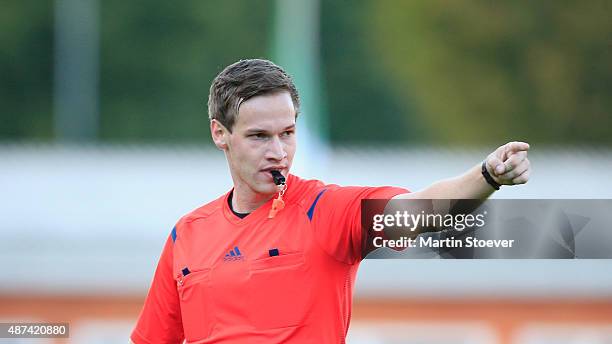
[223,246,244,262]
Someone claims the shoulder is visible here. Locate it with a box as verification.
[175,192,227,229]
[287,174,408,208]
[285,174,335,208]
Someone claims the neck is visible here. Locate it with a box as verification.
[231,184,275,213]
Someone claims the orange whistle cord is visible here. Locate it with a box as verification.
[268,184,287,219]
[268,197,285,218]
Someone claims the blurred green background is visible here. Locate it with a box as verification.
[1,0,611,146]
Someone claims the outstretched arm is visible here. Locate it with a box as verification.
[394,141,531,201]
[383,142,531,240]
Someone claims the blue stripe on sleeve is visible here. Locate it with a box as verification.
[307,189,327,221]
[171,226,177,242]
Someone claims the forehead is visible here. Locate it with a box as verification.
[234,91,296,131]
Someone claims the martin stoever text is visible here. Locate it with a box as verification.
[372,236,515,249]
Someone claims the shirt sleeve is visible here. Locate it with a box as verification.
[131,234,184,344]
[311,185,408,265]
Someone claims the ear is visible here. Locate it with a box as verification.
[210,119,230,150]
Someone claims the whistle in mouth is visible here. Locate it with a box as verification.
[270,170,286,185]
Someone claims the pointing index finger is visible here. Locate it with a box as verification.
[507,141,530,153]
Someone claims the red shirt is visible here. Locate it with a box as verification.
[131,174,407,344]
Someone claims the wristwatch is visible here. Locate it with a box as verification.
[481,161,501,190]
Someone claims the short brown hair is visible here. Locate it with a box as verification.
[207,59,300,132]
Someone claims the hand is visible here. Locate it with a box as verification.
[485,141,531,185]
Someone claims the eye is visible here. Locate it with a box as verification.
[281,130,295,137]
[249,133,267,139]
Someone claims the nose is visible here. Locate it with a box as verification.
[266,136,287,161]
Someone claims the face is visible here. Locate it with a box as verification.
[211,91,297,198]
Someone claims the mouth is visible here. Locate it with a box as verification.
[261,166,286,173]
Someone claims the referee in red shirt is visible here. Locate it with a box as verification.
[130,59,530,344]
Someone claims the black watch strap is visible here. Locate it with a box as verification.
[481,161,501,190]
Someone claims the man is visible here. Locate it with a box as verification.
[130,59,530,344]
